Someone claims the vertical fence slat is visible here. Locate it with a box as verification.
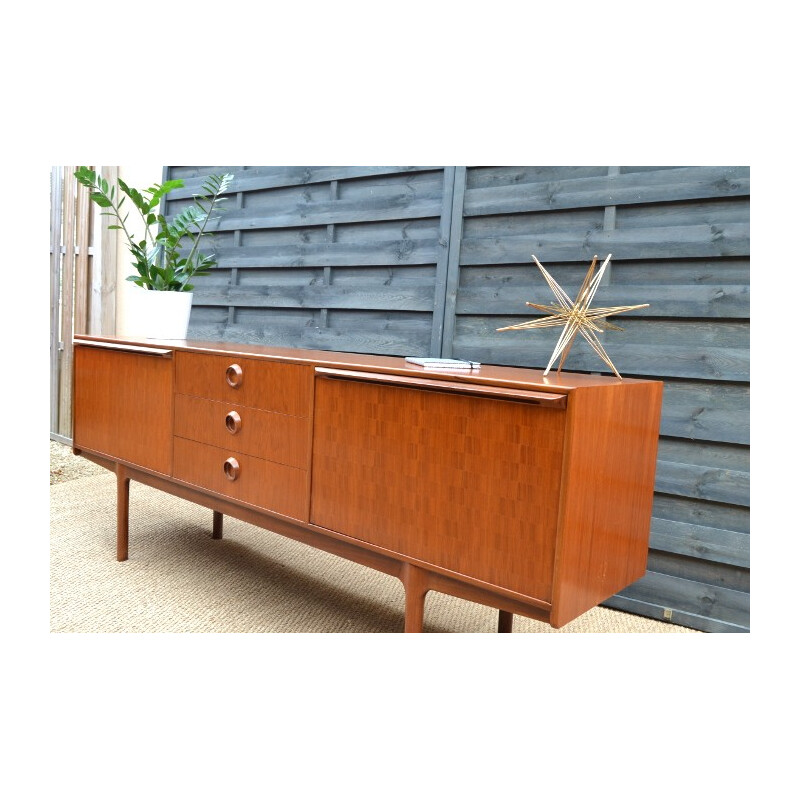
[73,178,91,335]
[601,166,620,286]
[319,179,339,329]
[440,166,467,358]
[99,166,118,336]
[228,167,245,327]
[58,167,77,438]
[50,168,63,434]
[89,182,101,336]
[430,167,456,357]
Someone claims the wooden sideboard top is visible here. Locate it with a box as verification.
[74,334,660,394]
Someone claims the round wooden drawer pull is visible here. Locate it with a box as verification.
[225,410,242,434]
[223,457,240,481]
[226,363,243,388]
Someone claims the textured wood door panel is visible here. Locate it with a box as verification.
[73,345,174,475]
[310,376,566,600]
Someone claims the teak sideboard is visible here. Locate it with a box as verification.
[71,334,663,633]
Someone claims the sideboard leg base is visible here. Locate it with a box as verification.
[116,467,130,562]
[498,610,514,633]
[212,511,224,540]
[401,563,429,633]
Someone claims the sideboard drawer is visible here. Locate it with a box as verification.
[175,351,312,416]
[173,437,309,521]
[173,393,309,469]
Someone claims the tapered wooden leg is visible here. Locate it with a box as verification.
[401,563,429,633]
[116,467,130,562]
[498,609,514,633]
[212,511,223,540]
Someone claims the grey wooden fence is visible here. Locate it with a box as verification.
[165,165,750,633]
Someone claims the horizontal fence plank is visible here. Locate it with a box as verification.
[466,166,609,189]
[453,318,749,381]
[188,323,430,355]
[207,193,445,232]
[222,306,431,327]
[461,317,749,347]
[186,322,306,348]
[462,198,748,238]
[168,166,444,197]
[188,307,231,324]
[658,437,749,475]
[242,219,443,247]
[453,341,749,381]
[463,208,603,239]
[239,174,447,212]
[646,549,748,593]
[219,265,435,288]
[463,166,749,216]
[656,439,749,506]
[213,239,443,268]
[186,322,432,355]
[613,569,749,630]
[649,516,749,568]
[655,461,749,505]
[603,594,746,633]
[651,493,749,535]
[299,326,430,355]
[191,306,318,327]
[456,283,749,318]
[320,266,436,287]
[620,166,690,173]
[323,308,431,327]
[460,223,750,263]
[660,380,749,444]
[616,198,749,229]
[458,258,750,286]
[193,284,436,312]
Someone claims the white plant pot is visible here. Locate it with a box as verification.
[123,287,194,340]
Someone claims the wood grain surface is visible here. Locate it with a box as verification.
[310,375,567,601]
[175,351,313,416]
[73,344,174,475]
[551,381,663,627]
[173,436,308,522]
[173,393,310,469]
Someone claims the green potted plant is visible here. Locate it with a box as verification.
[74,167,234,339]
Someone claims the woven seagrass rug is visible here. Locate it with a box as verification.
[50,463,698,634]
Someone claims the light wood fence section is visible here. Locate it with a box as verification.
[50,166,116,441]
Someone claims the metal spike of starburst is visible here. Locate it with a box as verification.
[497,254,649,379]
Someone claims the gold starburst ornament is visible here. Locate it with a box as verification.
[497,254,648,380]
